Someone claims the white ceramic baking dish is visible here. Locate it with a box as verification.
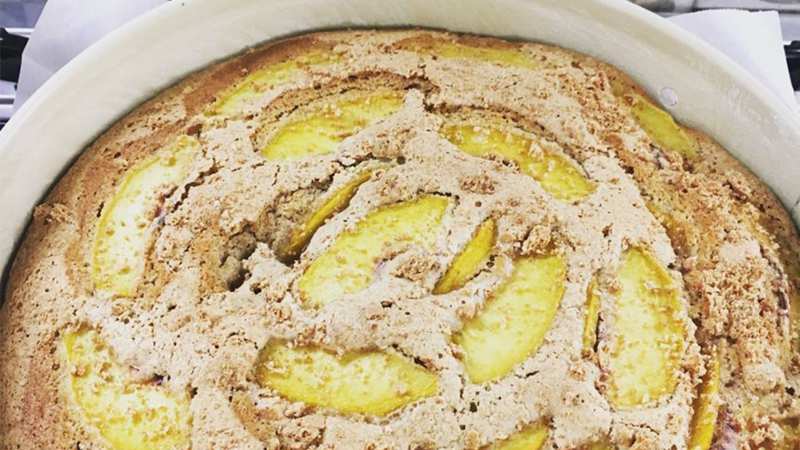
[1,0,799,283]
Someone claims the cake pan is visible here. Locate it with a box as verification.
[1,0,799,286]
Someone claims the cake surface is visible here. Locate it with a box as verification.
[2,29,800,450]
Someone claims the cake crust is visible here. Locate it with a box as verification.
[2,29,799,450]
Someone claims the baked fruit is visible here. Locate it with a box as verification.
[2,29,799,450]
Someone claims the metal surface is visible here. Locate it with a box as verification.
[696,0,800,12]
[2,26,31,38]
[0,0,44,29]
[789,40,800,88]
[1,28,28,81]
[0,27,29,126]
[0,80,12,128]
[636,0,800,40]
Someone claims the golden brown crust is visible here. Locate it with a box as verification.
[1,28,798,450]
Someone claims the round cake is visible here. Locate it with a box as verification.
[2,29,800,450]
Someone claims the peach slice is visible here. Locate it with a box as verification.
[792,290,800,350]
[489,423,549,450]
[583,277,602,353]
[396,36,540,71]
[440,120,594,202]
[631,95,698,159]
[255,342,438,416]
[688,350,721,450]
[209,50,339,117]
[612,80,698,159]
[607,248,685,408]
[777,419,800,449]
[275,170,374,262]
[63,329,190,450]
[91,136,198,297]
[454,255,567,383]
[298,195,449,308]
[433,218,496,294]
[781,250,800,351]
[260,89,403,160]
[585,440,616,450]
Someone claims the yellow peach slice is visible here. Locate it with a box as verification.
[455,255,567,383]
[780,252,800,351]
[63,329,190,450]
[260,90,403,160]
[792,290,800,350]
[631,94,698,159]
[255,342,438,416]
[433,218,496,294]
[209,50,338,117]
[275,170,373,262]
[298,195,449,308]
[440,121,594,202]
[586,440,616,450]
[92,136,198,297]
[583,277,602,353]
[397,36,539,71]
[777,419,800,449]
[611,80,698,159]
[607,248,685,408]
[688,350,720,450]
[490,423,549,450]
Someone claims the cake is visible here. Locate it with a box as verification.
[1,29,799,450]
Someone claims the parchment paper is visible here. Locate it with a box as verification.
[13,0,167,111]
[669,9,798,113]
